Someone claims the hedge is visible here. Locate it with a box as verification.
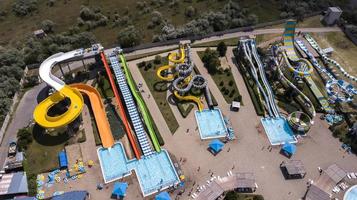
[177,102,195,118]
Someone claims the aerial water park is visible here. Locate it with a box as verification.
[32,44,181,197]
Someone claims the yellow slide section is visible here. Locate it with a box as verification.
[156,65,175,81]
[168,46,185,63]
[33,85,84,129]
[71,84,114,148]
[174,91,203,111]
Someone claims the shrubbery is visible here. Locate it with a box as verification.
[78,6,108,30]
[202,48,220,74]
[117,26,141,48]
[12,0,38,16]
[17,128,33,151]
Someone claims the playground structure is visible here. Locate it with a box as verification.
[157,42,213,111]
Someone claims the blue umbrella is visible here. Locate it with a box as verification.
[155,191,171,200]
[209,139,224,153]
[282,143,296,155]
[112,182,128,198]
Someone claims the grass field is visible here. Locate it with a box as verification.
[137,57,179,134]
[0,0,284,47]
[311,32,357,75]
[197,51,241,103]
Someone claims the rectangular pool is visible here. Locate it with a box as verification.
[97,143,180,196]
[195,108,227,140]
[261,117,297,145]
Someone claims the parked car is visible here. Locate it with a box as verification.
[8,141,17,157]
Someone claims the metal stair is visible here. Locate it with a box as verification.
[109,56,154,156]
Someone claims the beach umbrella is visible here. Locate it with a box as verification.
[209,139,224,153]
[155,191,171,200]
[112,182,128,199]
[282,143,296,156]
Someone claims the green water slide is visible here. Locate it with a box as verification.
[118,53,161,152]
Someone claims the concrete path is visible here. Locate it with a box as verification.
[80,106,99,163]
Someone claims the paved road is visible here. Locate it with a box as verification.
[0,83,46,168]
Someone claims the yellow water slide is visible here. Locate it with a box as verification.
[33,50,85,129]
[174,91,203,111]
[156,65,175,81]
[168,46,185,63]
[71,84,114,148]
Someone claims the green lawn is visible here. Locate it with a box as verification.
[137,57,179,134]
[97,75,114,98]
[197,51,242,104]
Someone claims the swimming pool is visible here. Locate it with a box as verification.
[195,108,227,140]
[344,185,357,200]
[261,117,297,145]
[97,143,180,196]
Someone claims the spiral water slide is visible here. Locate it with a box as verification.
[240,39,280,118]
[33,49,85,129]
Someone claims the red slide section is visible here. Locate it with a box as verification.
[100,52,141,159]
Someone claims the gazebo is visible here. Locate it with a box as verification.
[112,182,128,199]
[281,143,296,158]
[208,139,224,155]
[155,191,171,200]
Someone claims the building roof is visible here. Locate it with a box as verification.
[0,172,28,196]
[281,160,306,175]
[196,180,224,200]
[328,7,342,13]
[231,101,240,108]
[305,184,331,200]
[324,164,346,183]
[52,191,88,200]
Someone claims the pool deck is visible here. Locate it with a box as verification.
[124,48,357,200]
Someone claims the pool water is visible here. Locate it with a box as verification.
[97,143,180,196]
[344,185,357,200]
[261,117,297,145]
[195,108,227,140]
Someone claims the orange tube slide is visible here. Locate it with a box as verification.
[70,83,114,148]
[100,52,141,159]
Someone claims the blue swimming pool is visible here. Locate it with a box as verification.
[195,108,227,140]
[344,185,357,200]
[97,143,180,196]
[261,117,297,145]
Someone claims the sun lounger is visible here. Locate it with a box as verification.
[350,173,356,179]
[347,174,352,179]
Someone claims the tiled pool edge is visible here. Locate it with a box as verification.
[260,117,298,146]
[195,108,228,140]
[97,142,181,197]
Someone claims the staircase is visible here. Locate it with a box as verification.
[109,55,154,157]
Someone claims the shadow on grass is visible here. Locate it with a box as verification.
[32,124,70,146]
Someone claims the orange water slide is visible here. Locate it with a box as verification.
[100,52,141,159]
[70,83,114,148]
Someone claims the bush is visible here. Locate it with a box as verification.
[217,41,227,57]
[12,0,38,16]
[219,81,224,86]
[228,80,234,86]
[138,61,146,68]
[221,86,226,92]
[41,19,55,33]
[117,26,141,48]
[48,0,55,7]
[23,75,38,88]
[154,55,162,64]
[185,6,196,18]
[224,89,229,95]
[234,95,242,102]
[17,128,33,151]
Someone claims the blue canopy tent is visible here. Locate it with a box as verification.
[58,151,68,169]
[155,191,171,200]
[112,182,128,199]
[282,143,296,157]
[208,139,224,155]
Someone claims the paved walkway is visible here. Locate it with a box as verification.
[80,105,98,163]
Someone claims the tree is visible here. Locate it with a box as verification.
[12,0,38,16]
[224,191,238,200]
[202,48,220,74]
[17,128,33,151]
[117,26,141,48]
[41,19,55,33]
[217,41,227,57]
[154,55,162,64]
[185,6,195,18]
